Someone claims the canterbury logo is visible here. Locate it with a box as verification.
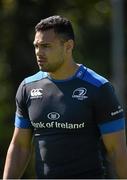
[30,88,43,97]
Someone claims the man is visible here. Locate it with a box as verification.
[3,15,127,179]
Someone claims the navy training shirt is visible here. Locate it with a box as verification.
[15,64,125,178]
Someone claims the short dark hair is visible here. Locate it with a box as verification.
[35,15,75,42]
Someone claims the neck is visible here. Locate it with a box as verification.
[49,60,79,80]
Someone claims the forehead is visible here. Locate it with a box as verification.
[34,29,59,43]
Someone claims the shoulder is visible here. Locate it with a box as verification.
[16,71,48,95]
[80,65,109,87]
[24,71,48,84]
[82,66,115,98]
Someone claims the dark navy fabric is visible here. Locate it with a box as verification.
[15,64,125,178]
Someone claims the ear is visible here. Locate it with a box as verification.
[65,40,74,53]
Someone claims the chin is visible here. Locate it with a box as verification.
[39,66,44,71]
[39,65,58,73]
[39,66,48,72]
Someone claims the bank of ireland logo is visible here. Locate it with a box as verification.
[30,88,43,99]
[47,112,60,120]
[72,87,88,100]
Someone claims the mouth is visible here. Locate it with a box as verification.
[37,58,47,65]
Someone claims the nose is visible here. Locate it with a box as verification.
[36,46,41,56]
[36,46,45,57]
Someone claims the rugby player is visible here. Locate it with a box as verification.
[3,15,127,179]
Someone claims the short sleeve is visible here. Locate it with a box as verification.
[15,80,32,129]
[94,82,125,134]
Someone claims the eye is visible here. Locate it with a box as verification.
[42,44,51,48]
[34,44,38,48]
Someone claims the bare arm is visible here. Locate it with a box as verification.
[3,127,33,179]
[102,129,127,178]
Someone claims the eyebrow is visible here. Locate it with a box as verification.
[33,41,52,46]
